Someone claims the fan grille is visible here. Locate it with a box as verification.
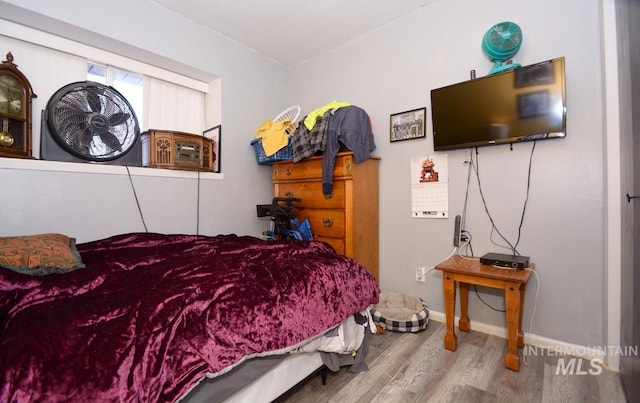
[49,83,139,161]
[483,21,522,62]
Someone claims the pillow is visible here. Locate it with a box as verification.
[0,233,85,276]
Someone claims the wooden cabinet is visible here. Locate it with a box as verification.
[272,152,379,282]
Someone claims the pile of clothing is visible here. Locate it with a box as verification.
[291,101,377,194]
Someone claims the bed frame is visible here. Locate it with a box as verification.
[182,352,323,402]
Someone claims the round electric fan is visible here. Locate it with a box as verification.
[482,21,523,75]
[42,81,140,163]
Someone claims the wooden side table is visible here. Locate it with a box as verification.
[435,255,533,371]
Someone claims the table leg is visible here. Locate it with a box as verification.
[517,282,526,348]
[458,282,470,332]
[504,282,521,371]
[443,273,457,351]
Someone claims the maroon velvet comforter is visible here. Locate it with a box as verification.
[0,233,379,402]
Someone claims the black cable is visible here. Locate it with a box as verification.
[461,148,473,231]
[470,147,518,254]
[196,171,201,235]
[514,141,536,251]
[469,143,537,255]
[473,285,505,312]
[125,166,148,232]
[463,143,537,314]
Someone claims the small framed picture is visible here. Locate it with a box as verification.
[390,107,426,142]
[203,125,221,173]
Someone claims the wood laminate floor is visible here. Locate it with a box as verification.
[275,320,627,403]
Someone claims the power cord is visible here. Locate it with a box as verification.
[196,170,201,235]
[514,142,536,252]
[125,166,148,232]
[420,246,460,310]
[424,245,459,278]
[473,284,506,312]
[469,141,537,256]
[522,267,540,366]
[459,239,507,312]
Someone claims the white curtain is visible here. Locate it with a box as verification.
[0,33,208,146]
[145,77,206,135]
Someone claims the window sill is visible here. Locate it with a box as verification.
[0,157,224,180]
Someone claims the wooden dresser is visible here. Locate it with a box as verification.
[272,152,379,282]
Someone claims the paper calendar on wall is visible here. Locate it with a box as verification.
[410,154,449,218]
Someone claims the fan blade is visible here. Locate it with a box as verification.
[56,105,89,121]
[108,112,130,126]
[57,96,92,114]
[78,128,94,150]
[60,126,93,153]
[99,131,123,152]
[86,88,103,113]
[58,118,88,142]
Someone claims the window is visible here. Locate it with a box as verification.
[88,62,144,125]
[87,61,205,134]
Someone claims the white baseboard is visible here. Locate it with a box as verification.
[428,310,619,371]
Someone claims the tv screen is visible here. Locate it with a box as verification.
[431,57,566,151]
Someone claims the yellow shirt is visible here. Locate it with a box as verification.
[303,101,351,130]
[256,119,291,156]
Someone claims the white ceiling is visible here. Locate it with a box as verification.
[151,0,437,67]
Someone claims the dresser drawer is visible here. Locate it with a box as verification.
[276,181,345,209]
[271,151,379,283]
[316,237,345,255]
[273,154,354,182]
[303,209,345,239]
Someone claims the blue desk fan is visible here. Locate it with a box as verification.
[482,21,523,75]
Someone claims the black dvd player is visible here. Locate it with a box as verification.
[480,252,530,269]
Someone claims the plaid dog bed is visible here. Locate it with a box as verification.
[370,293,429,333]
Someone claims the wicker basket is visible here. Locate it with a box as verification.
[251,105,300,165]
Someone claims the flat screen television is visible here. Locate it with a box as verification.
[430,57,566,151]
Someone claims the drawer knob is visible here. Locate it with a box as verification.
[285,191,294,198]
[323,218,334,227]
[285,168,292,175]
[324,192,334,199]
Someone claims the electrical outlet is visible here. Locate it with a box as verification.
[415,265,426,283]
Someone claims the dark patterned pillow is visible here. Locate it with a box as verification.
[0,233,85,276]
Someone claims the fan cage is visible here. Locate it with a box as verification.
[274,105,301,136]
[47,82,140,162]
[483,22,522,62]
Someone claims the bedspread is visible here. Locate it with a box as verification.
[0,233,379,402]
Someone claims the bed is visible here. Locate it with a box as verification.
[0,232,379,402]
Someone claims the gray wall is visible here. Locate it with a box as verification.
[0,0,616,349]
[289,0,606,347]
[0,0,283,241]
